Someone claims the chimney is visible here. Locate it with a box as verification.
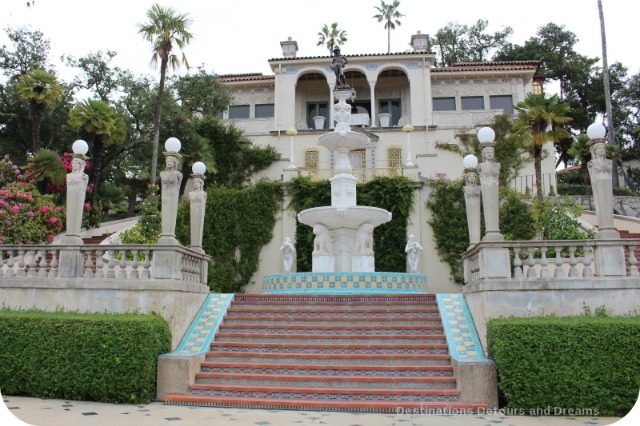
[410,31,430,53]
[280,37,298,58]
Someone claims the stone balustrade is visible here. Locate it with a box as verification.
[0,244,210,285]
[463,239,640,285]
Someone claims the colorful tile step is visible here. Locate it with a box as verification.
[162,293,489,413]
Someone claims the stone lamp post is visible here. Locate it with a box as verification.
[189,161,207,254]
[157,137,183,245]
[63,139,90,245]
[477,127,503,242]
[286,128,297,169]
[587,122,625,276]
[59,140,89,277]
[402,124,415,167]
[475,127,511,281]
[463,154,481,246]
[587,123,619,239]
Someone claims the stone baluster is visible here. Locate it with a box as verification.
[16,248,25,277]
[513,248,523,279]
[130,250,140,280]
[37,250,48,278]
[540,248,550,278]
[628,246,638,276]
[568,246,578,278]
[95,250,104,279]
[583,246,594,278]
[141,250,151,279]
[83,250,94,278]
[117,250,127,279]
[5,250,15,278]
[48,250,58,278]
[106,250,116,278]
[26,249,37,278]
[525,247,536,278]
[554,249,566,278]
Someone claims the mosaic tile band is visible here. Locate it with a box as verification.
[262,272,428,294]
[436,293,492,363]
[161,293,234,357]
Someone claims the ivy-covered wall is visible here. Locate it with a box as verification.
[177,181,283,293]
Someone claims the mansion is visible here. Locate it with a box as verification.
[215,33,555,292]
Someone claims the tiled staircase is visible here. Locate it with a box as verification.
[163,294,489,412]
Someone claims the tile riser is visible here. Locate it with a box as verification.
[222,318,442,326]
[208,344,450,355]
[217,327,444,335]
[195,377,457,389]
[215,336,447,345]
[226,311,440,318]
[189,389,460,402]
[199,366,454,377]
[205,356,451,366]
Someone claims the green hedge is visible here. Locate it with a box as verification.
[0,310,171,404]
[558,183,637,196]
[487,315,640,416]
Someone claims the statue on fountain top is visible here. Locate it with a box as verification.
[330,47,349,90]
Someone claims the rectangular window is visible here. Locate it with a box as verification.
[255,103,274,118]
[379,99,401,126]
[461,96,485,110]
[490,95,514,114]
[433,97,456,111]
[228,105,250,119]
[307,102,328,129]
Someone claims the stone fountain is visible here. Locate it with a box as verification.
[297,89,392,273]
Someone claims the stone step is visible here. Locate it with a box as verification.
[204,351,451,366]
[221,315,442,327]
[225,308,440,318]
[228,301,438,310]
[194,372,457,389]
[214,332,447,345]
[233,294,437,303]
[217,324,444,335]
[186,384,461,403]
[199,362,454,377]
[208,342,450,355]
[163,394,488,413]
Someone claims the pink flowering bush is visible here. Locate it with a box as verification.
[0,157,66,245]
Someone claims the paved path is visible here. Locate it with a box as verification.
[2,395,635,426]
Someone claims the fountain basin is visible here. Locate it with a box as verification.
[297,206,391,230]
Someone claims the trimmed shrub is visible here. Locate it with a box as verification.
[0,310,171,404]
[487,315,640,416]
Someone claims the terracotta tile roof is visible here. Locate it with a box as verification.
[432,60,541,73]
[218,73,275,82]
[268,51,433,62]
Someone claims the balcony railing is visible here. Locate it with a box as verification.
[298,164,404,182]
[0,244,210,285]
[462,239,639,285]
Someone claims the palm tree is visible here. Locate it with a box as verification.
[68,99,127,194]
[514,93,572,204]
[138,3,193,185]
[15,69,62,153]
[317,22,348,54]
[373,0,404,53]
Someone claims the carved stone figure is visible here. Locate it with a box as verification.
[355,223,374,256]
[312,224,333,256]
[280,236,296,272]
[330,47,349,89]
[405,234,423,273]
[71,156,86,174]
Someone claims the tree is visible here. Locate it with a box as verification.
[514,93,572,203]
[317,22,348,54]
[67,99,127,194]
[372,0,404,54]
[65,50,124,102]
[15,69,62,153]
[176,67,232,118]
[138,3,193,186]
[0,26,50,78]
[430,20,512,66]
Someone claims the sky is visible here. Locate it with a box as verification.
[1,0,638,84]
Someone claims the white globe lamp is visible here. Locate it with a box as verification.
[72,139,89,155]
[477,127,495,143]
[165,137,182,153]
[463,154,479,169]
[192,161,206,175]
[587,123,606,140]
